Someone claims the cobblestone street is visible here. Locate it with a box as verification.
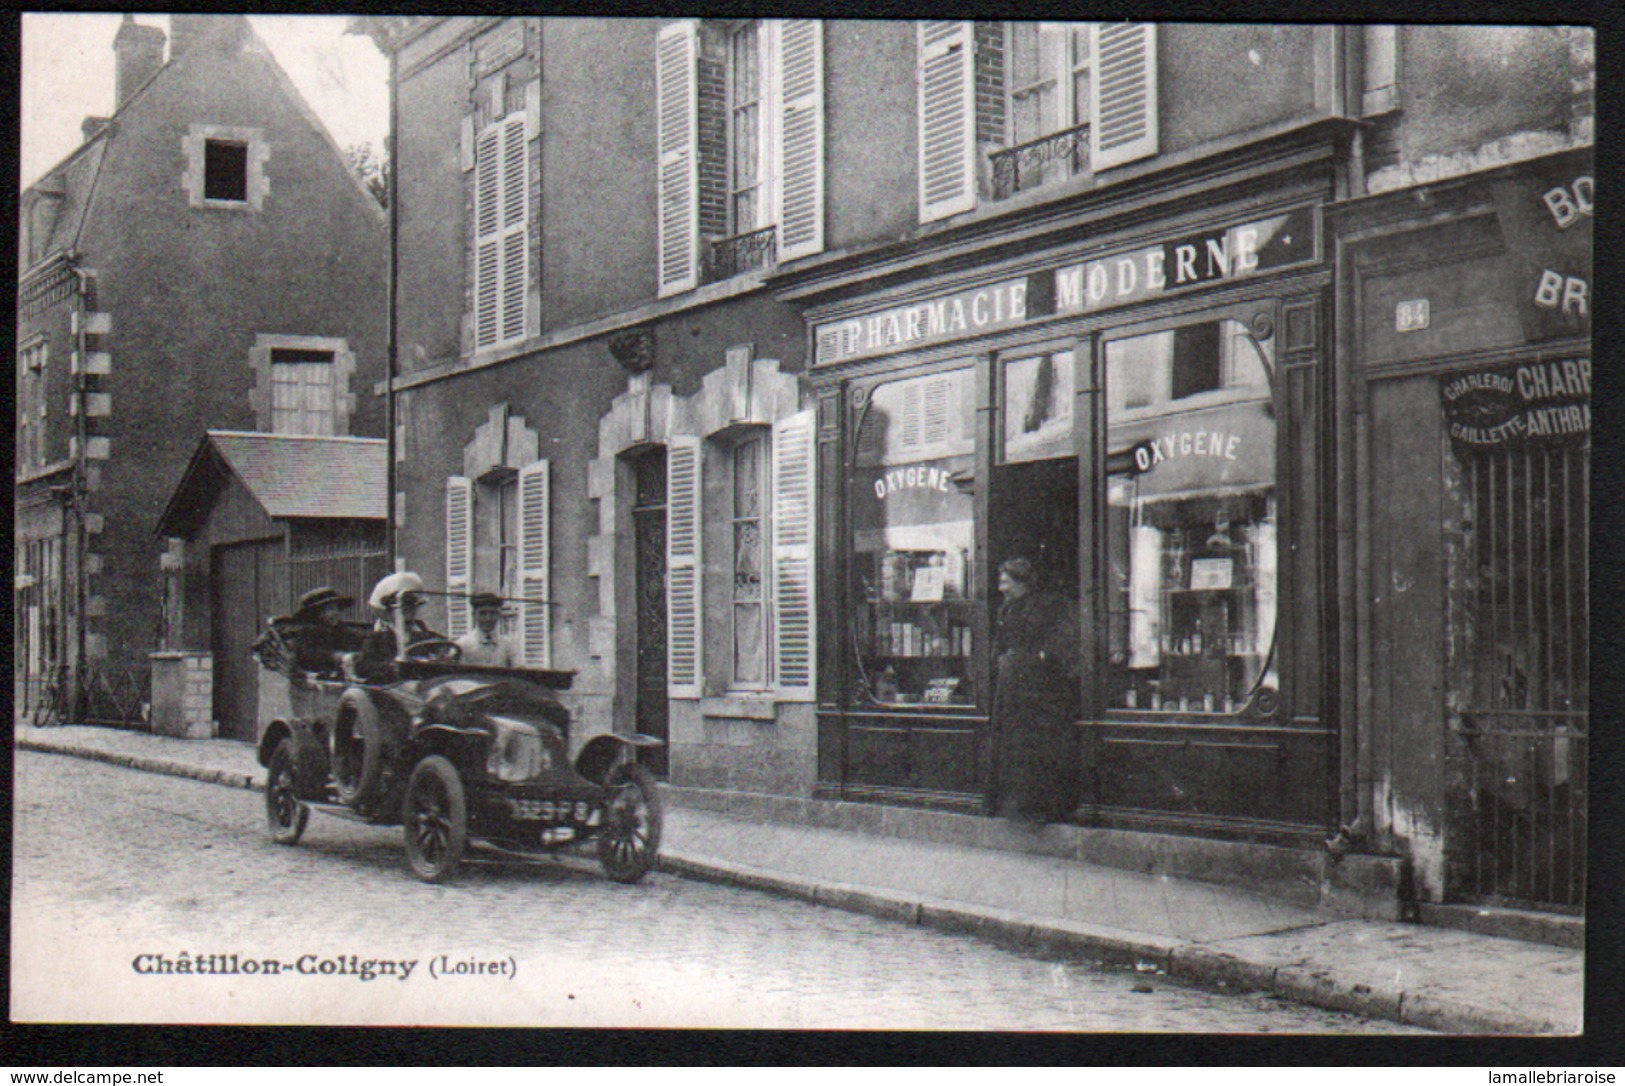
[12,751,1425,1032]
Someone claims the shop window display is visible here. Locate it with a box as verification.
[1105,318,1278,714]
[850,366,977,707]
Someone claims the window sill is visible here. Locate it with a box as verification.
[700,694,778,721]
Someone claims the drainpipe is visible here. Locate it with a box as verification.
[1327,126,1375,858]
[384,43,400,567]
[70,261,91,722]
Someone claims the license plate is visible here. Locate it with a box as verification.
[508,798,598,823]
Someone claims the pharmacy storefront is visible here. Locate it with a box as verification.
[797,193,1339,842]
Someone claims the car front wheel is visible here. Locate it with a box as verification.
[402,755,467,883]
[598,763,663,884]
[265,739,309,845]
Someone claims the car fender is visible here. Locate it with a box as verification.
[574,732,665,786]
[258,718,330,798]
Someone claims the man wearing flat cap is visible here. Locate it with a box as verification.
[289,586,361,677]
[455,591,518,668]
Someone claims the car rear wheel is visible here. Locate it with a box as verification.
[403,755,467,883]
[333,694,388,810]
[598,763,663,884]
[265,739,309,845]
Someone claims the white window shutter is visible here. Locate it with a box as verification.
[917,20,976,223]
[666,437,703,698]
[771,408,817,699]
[1090,23,1158,171]
[517,459,550,668]
[473,125,501,349]
[500,114,528,344]
[656,21,700,298]
[445,476,473,639]
[776,19,824,261]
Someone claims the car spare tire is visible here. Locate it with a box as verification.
[332,691,391,810]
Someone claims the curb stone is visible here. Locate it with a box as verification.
[657,848,1566,1035]
[19,736,264,793]
[20,738,1576,1036]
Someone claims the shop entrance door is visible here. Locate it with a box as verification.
[989,458,1080,604]
[632,448,670,777]
[988,455,1081,810]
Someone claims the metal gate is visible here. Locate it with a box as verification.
[1455,439,1587,911]
[285,547,391,625]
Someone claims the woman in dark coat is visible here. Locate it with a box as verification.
[992,557,1080,823]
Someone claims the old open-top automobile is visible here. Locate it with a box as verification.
[253,610,663,884]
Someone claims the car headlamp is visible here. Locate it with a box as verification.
[486,715,546,782]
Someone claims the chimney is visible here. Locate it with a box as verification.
[113,15,165,110]
[168,14,250,61]
[81,116,111,142]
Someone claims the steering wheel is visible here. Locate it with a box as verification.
[402,637,462,664]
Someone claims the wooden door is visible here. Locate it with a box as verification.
[632,449,670,776]
[211,538,284,741]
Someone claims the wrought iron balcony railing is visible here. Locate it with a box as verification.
[990,123,1090,201]
[704,224,778,283]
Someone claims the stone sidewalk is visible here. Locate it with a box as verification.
[16,722,1584,1035]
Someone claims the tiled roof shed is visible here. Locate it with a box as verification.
[157,431,387,538]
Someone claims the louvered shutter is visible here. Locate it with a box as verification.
[445,477,473,638]
[665,437,703,697]
[1090,23,1158,171]
[771,409,817,698]
[776,19,824,261]
[517,459,550,668]
[473,114,529,349]
[917,20,976,223]
[656,21,700,297]
[474,126,501,349]
[499,114,528,344]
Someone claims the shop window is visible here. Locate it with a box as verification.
[270,349,336,435]
[918,21,1156,221]
[1104,318,1277,715]
[850,366,977,708]
[655,19,824,296]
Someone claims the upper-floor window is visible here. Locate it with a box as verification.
[656,19,825,297]
[183,125,268,211]
[918,21,1158,221]
[250,335,356,436]
[17,339,48,473]
[270,349,336,435]
[204,139,249,202]
[1005,23,1092,196]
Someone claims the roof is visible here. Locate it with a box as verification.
[21,14,383,273]
[157,431,387,538]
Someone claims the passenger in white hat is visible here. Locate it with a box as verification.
[354,571,445,682]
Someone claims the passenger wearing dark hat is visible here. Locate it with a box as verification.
[289,586,362,677]
[455,591,518,668]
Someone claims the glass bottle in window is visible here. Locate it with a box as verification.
[1104,317,1278,715]
[850,366,977,708]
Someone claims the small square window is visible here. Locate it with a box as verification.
[204,139,249,202]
